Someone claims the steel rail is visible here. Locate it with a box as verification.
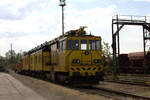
[93,86,150,100]
[105,80,150,87]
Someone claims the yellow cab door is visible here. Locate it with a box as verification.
[81,40,92,65]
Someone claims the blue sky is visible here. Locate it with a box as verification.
[0,0,150,56]
[70,0,150,15]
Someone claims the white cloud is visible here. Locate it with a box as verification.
[75,0,100,3]
[135,0,150,2]
[0,33,51,56]
[0,3,117,56]
[119,26,143,53]
[0,0,35,7]
[1,0,146,56]
[0,0,49,20]
[65,5,117,42]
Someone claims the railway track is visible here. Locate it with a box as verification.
[73,86,150,100]
[94,86,150,100]
[19,73,150,100]
[105,80,150,87]
[105,74,150,87]
[11,72,150,100]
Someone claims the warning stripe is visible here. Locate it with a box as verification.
[71,67,98,71]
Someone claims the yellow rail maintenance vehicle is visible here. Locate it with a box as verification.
[22,27,104,84]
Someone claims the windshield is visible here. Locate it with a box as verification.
[89,40,100,50]
[67,40,79,50]
[67,39,100,50]
[81,40,87,50]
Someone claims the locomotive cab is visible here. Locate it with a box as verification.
[65,35,104,83]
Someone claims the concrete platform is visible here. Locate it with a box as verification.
[0,73,45,100]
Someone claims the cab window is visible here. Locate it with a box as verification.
[89,40,95,50]
[63,40,65,50]
[96,40,100,50]
[67,40,79,50]
[60,40,65,51]
[89,40,101,50]
[81,40,87,50]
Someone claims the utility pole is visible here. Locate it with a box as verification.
[59,0,66,35]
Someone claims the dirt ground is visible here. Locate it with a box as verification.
[98,82,150,97]
[8,72,115,100]
[0,73,45,100]
[2,72,149,100]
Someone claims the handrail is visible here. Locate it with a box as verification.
[112,15,150,23]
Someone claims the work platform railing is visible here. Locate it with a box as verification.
[112,15,150,24]
[112,15,150,74]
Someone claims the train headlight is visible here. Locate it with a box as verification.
[72,59,76,63]
[72,59,80,63]
[94,59,100,63]
[76,59,80,63]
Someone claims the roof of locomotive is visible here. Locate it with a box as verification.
[25,26,101,55]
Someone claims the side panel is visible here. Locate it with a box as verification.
[27,55,30,70]
[43,51,50,71]
[55,50,66,72]
[30,54,35,71]
[36,51,42,71]
[50,40,68,72]
[23,55,30,71]
[51,44,57,65]
[23,56,26,70]
[34,54,38,71]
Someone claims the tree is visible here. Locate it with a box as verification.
[5,50,16,59]
[0,50,25,72]
[0,56,5,67]
[102,41,113,74]
[4,50,24,66]
[102,42,111,58]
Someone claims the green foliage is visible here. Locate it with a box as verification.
[0,56,6,67]
[101,41,113,74]
[102,42,111,58]
[0,50,24,68]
